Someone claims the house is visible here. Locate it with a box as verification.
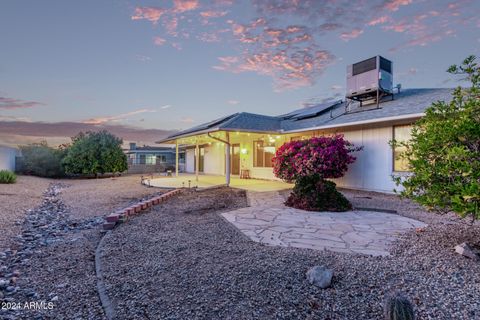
[157,56,452,193]
[125,143,185,174]
[0,145,19,172]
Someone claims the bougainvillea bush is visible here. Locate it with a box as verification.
[273,135,361,211]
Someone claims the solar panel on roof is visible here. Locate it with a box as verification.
[290,100,342,120]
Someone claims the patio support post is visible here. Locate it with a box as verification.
[175,141,179,177]
[225,132,230,186]
[195,139,199,182]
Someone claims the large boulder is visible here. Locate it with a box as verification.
[306,265,333,289]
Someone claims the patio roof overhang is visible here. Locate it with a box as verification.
[156,128,282,145]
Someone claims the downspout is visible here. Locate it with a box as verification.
[207,132,231,186]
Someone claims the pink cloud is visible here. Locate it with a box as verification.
[82,109,156,125]
[173,0,199,13]
[368,16,390,26]
[200,10,227,18]
[153,37,167,46]
[0,96,44,110]
[383,0,412,12]
[131,7,166,24]
[340,29,364,41]
[180,117,195,123]
[214,49,334,90]
[171,42,182,50]
[227,100,239,105]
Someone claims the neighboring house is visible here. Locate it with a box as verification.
[157,56,452,193]
[125,143,185,174]
[0,145,19,172]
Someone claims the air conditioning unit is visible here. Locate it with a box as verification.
[346,56,393,100]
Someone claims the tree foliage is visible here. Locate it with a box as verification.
[62,130,127,176]
[273,135,360,211]
[393,55,480,219]
[18,142,66,177]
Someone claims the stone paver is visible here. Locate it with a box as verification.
[222,191,426,256]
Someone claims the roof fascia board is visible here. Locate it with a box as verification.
[282,113,425,134]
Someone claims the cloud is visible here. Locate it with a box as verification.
[173,0,200,13]
[131,0,477,90]
[180,117,194,123]
[131,7,166,24]
[368,16,390,26]
[0,96,44,110]
[200,10,227,18]
[383,0,412,12]
[214,49,334,91]
[340,28,364,41]
[135,54,151,62]
[227,100,239,105]
[0,114,31,122]
[331,85,343,90]
[82,109,156,125]
[160,105,172,109]
[0,121,175,147]
[153,36,167,46]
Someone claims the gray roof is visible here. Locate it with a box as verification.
[160,88,452,142]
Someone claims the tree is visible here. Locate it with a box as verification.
[18,142,66,177]
[273,135,361,211]
[393,55,480,219]
[62,130,128,176]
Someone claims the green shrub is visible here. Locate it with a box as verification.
[0,170,17,184]
[18,142,66,178]
[285,175,352,212]
[392,55,480,219]
[62,130,127,177]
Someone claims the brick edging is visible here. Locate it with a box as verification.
[102,189,182,230]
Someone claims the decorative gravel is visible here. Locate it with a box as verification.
[100,188,480,320]
[0,175,165,319]
[0,176,51,251]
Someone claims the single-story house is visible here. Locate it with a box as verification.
[0,145,19,172]
[157,57,451,193]
[125,143,185,174]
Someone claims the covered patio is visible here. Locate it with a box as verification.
[148,174,293,192]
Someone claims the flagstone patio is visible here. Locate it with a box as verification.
[222,191,427,256]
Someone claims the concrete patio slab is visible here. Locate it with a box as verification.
[222,191,427,256]
[148,174,293,192]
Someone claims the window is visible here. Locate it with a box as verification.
[145,154,157,165]
[157,155,167,163]
[253,140,275,167]
[393,125,412,172]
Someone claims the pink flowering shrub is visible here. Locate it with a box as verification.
[273,135,359,182]
[273,135,361,211]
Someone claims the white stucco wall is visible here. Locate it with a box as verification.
[203,143,225,175]
[334,126,396,193]
[185,149,195,173]
[0,146,18,171]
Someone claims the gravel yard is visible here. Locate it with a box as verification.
[60,174,164,219]
[0,176,51,251]
[100,188,480,320]
[0,174,165,319]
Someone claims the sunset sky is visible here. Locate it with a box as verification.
[1,0,479,146]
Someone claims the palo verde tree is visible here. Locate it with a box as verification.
[273,135,361,211]
[392,55,480,219]
[62,130,128,177]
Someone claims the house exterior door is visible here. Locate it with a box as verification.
[231,144,240,175]
[194,146,205,173]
